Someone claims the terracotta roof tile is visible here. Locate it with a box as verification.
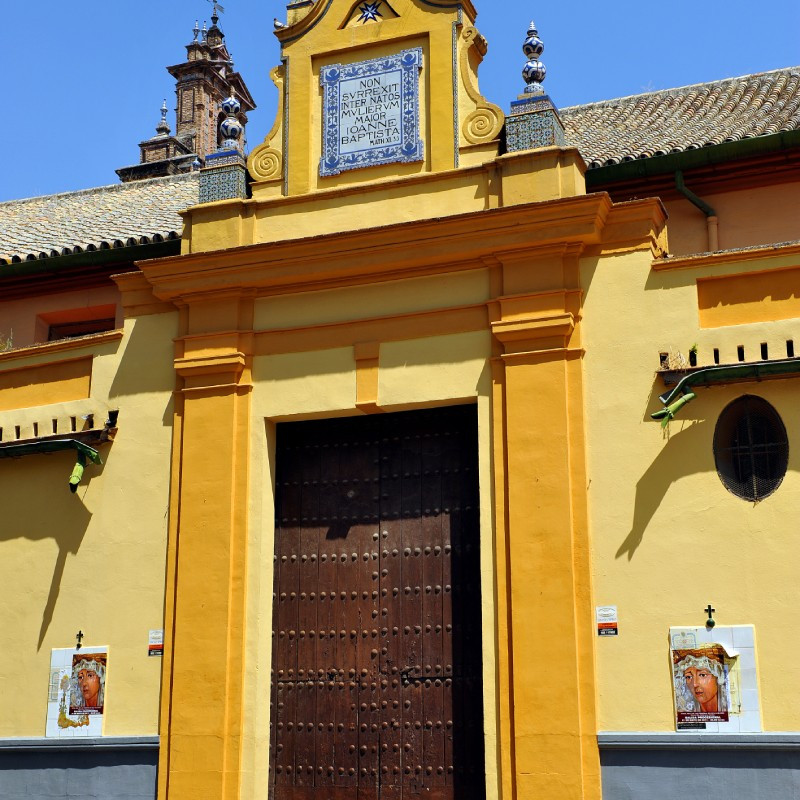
[2,68,799,263]
[561,67,800,168]
[0,173,198,264]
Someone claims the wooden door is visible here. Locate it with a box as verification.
[270,406,484,800]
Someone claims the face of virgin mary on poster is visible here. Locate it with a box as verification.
[672,646,728,724]
[69,653,107,715]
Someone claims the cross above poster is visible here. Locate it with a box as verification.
[320,48,424,177]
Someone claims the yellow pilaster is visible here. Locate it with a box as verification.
[354,340,382,412]
[158,293,254,800]
[490,249,601,800]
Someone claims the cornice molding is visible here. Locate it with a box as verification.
[140,194,617,302]
[652,240,800,272]
[174,352,247,380]
[113,271,175,317]
[0,330,122,366]
[491,313,575,345]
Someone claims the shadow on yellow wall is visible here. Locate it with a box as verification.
[0,456,95,648]
[615,413,711,561]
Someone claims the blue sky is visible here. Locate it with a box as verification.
[2,0,798,202]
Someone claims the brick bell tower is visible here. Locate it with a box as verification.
[117,3,256,183]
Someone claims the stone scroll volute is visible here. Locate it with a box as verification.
[460,27,504,148]
[247,65,285,186]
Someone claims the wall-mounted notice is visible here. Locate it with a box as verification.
[672,643,732,725]
[596,605,619,636]
[46,647,108,738]
[148,630,164,657]
[320,48,424,176]
[670,626,761,733]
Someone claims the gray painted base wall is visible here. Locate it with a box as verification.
[0,739,157,800]
[601,734,800,800]
[5,733,800,799]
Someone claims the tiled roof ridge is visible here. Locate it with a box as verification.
[0,171,199,209]
[560,65,800,113]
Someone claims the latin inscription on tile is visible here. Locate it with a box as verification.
[320,48,424,177]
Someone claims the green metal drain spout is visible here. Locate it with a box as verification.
[652,392,697,428]
[651,358,800,425]
[0,439,102,492]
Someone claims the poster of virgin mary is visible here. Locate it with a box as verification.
[69,652,108,716]
[672,644,729,724]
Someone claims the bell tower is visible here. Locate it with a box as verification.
[117,4,256,183]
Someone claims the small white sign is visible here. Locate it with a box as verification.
[596,605,619,636]
[671,630,698,650]
[148,630,164,657]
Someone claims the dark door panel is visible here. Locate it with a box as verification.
[271,406,484,800]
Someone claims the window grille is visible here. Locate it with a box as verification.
[713,395,788,501]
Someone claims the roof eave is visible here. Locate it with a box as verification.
[0,239,181,278]
[585,130,800,189]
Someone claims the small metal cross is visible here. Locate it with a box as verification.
[76,630,84,650]
[704,605,716,628]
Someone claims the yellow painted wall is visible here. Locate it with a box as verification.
[698,264,800,328]
[581,248,800,732]
[254,268,491,331]
[0,311,177,736]
[0,357,91,413]
[663,179,800,255]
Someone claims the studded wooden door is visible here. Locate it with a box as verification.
[271,406,484,800]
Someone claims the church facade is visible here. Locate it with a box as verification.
[1,2,799,800]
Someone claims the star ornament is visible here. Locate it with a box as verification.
[357,2,383,23]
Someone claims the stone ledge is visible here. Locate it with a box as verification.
[0,736,159,751]
[599,732,800,750]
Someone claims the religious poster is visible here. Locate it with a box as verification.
[672,644,732,725]
[320,48,424,176]
[69,652,107,715]
[46,647,108,738]
[669,626,761,733]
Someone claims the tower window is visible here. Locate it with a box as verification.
[713,395,788,502]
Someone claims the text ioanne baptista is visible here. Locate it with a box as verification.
[339,71,402,153]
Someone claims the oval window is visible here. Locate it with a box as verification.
[713,395,788,501]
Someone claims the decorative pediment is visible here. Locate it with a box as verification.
[342,0,399,28]
[252,0,502,196]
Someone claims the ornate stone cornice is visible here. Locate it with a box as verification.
[139,194,617,302]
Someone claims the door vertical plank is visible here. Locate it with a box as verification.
[297,445,321,787]
[401,432,424,796]
[276,439,303,793]
[421,428,445,791]
[380,426,403,800]
[317,442,339,790]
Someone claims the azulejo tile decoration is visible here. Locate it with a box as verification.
[199,163,248,203]
[505,95,566,153]
[320,47,424,177]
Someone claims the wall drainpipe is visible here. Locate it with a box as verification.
[675,170,719,251]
